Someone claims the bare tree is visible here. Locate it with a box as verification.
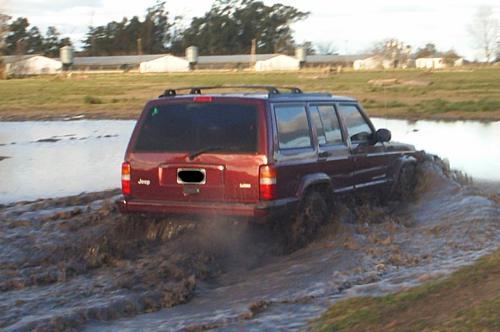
[0,11,9,78]
[0,13,8,51]
[468,6,499,62]
[315,42,338,55]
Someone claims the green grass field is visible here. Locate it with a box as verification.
[311,250,500,331]
[0,68,499,121]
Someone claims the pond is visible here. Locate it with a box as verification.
[0,118,499,204]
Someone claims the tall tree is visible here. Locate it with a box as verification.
[468,6,499,62]
[81,1,172,56]
[26,26,44,54]
[43,26,61,57]
[182,0,309,55]
[143,1,172,53]
[415,43,437,58]
[5,17,30,55]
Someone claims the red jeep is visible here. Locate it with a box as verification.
[118,86,417,242]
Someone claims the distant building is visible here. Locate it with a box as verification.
[73,54,164,71]
[415,58,447,69]
[353,56,396,70]
[197,54,275,70]
[2,51,369,74]
[2,55,62,76]
[305,54,360,68]
[354,56,382,70]
[255,54,301,71]
[453,58,464,67]
[139,55,190,73]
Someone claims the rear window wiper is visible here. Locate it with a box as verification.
[188,146,224,160]
[188,146,244,160]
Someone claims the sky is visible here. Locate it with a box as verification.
[2,0,499,60]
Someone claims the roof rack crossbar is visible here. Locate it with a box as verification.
[159,85,304,97]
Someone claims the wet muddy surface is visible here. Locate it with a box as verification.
[1,156,498,331]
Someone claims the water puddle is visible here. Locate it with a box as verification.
[0,120,135,203]
[1,119,499,204]
[372,118,500,181]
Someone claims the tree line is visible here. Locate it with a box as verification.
[3,17,71,57]
[1,0,311,57]
[1,1,497,61]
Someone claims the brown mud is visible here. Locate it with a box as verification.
[1,155,499,331]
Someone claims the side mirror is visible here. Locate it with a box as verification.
[375,128,391,143]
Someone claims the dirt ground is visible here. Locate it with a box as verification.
[0,156,499,331]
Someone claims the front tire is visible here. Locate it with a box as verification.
[393,163,417,200]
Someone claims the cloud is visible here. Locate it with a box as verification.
[8,0,103,13]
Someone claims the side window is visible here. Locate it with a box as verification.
[309,107,327,145]
[339,104,373,142]
[317,105,343,145]
[274,105,312,149]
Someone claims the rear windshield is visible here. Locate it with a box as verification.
[134,102,258,153]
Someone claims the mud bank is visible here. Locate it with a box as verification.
[1,157,499,331]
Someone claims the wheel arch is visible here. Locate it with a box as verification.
[296,173,332,201]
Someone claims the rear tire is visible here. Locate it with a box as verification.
[286,191,329,250]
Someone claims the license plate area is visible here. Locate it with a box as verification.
[177,168,206,185]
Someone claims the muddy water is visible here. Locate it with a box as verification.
[1,157,499,331]
[84,158,499,331]
[0,120,135,203]
[1,119,499,204]
[372,118,500,182]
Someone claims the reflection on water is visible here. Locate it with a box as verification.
[0,119,499,203]
[372,118,500,181]
[0,120,135,203]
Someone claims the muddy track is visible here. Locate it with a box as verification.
[1,156,499,331]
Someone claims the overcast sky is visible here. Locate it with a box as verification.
[2,0,499,59]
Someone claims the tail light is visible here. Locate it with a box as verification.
[121,162,131,196]
[259,165,277,201]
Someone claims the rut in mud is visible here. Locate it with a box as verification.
[0,155,499,331]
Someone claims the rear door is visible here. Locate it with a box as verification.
[338,103,390,190]
[308,103,354,192]
[272,103,317,199]
[126,98,267,203]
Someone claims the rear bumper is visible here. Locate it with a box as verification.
[117,196,298,222]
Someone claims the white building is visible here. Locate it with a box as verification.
[255,54,301,72]
[139,55,190,73]
[354,56,382,70]
[454,58,464,67]
[352,55,408,70]
[3,55,62,76]
[415,57,447,69]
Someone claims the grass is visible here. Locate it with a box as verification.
[416,98,500,114]
[0,67,499,121]
[311,250,500,332]
[83,95,103,105]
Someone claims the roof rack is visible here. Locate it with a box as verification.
[159,85,304,98]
